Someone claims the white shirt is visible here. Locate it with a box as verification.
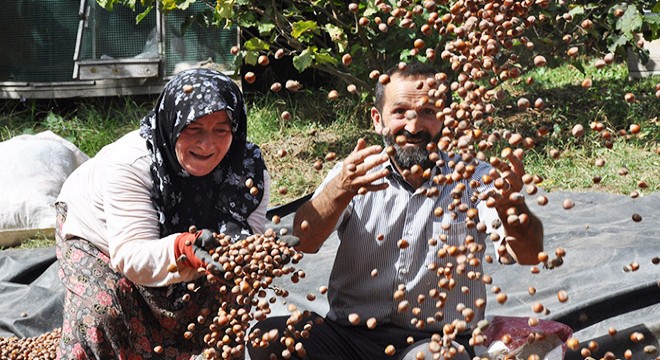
[315,152,505,331]
[57,130,269,287]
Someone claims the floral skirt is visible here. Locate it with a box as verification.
[54,203,227,360]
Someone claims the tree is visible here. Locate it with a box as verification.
[98,0,660,132]
[99,1,659,91]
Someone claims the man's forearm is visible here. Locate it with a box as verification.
[293,177,353,253]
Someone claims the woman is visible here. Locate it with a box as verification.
[55,68,268,359]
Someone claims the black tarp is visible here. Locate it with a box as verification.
[0,247,63,338]
[1,190,658,359]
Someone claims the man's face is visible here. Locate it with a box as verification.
[372,73,444,170]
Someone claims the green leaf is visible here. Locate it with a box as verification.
[123,0,137,10]
[135,6,153,23]
[617,5,643,34]
[324,24,347,53]
[216,0,234,19]
[293,48,314,72]
[45,112,62,126]
[399,48,413,61]
[324,24,344,42]
[243,38,270,51]
[237,11,259,28]
[568,5,585,17]
[553,124,562,135]
[583,2,601,10]
[608,34,629,52]
[653,1,660,13]
[160,0,178,11]
[176,0,195,11]
[314,51,338,66]
[244,50,259,66]
[258,23,276,36]
[291,20,318,39]
[96,0,115,11]
[643,13,660,40]
[363,2,378,17]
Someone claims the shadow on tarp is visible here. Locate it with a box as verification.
[565,324,658,360]
[551,284,660,333]
[0,190,658,360]
[266,193,312,219]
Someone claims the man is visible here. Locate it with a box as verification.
[248,62,543,360]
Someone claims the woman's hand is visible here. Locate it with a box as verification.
[174,229,224,274]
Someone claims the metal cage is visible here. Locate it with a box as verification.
[0,0,237,99]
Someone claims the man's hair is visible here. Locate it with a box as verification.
[373,61,439,112]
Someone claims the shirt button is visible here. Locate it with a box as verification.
[407,230,413,235]
[401,268,409,274]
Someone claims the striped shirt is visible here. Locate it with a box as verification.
[314,151,506,332]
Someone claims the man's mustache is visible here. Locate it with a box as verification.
[393,129,432,144]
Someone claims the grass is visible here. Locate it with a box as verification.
[524,140,659,194]
[1,231,56,251]
[0,96,152,157]
[246,90,378,205]
[488,59,659,195]
[0,58,658,249]
[495,58,660,140]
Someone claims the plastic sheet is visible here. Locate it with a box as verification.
[1,190,658,360]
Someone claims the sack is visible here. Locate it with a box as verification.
[480,316,573,360]
[0,131,88,247]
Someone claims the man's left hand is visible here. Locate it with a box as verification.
[489,148,526,211]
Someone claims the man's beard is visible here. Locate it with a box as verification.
[383,129,439,170]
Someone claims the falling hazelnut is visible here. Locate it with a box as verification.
[571,124,585,137]
[342,53,353,66]
[270,82,282,92]
[348,313,361,325]
[327,90,339,100]
[533,55,547,67]
[244,72,256,84]
[258,55,270,66]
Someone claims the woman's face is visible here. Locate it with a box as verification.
[175,111,233,176]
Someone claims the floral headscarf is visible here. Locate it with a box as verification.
[139,68,265,238]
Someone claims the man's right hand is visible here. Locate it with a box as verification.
[293,139,390,253]
[333,138,390,196]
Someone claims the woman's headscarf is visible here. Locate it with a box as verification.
[139,68,265,238]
